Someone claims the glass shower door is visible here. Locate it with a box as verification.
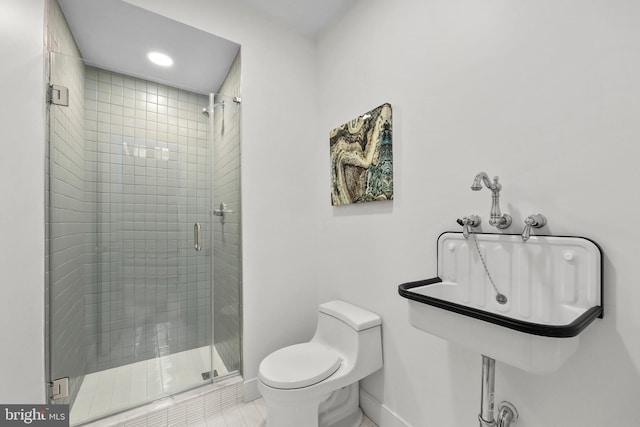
[211,94,243,376]
[48,51,216,424]
[47,50,89,411]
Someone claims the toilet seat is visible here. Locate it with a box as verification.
[259,343,342,389]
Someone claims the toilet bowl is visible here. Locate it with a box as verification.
[258,300,383,427]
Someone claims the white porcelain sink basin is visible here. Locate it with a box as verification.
[399,232,603,374]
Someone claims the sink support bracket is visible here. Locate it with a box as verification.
[478,355,519,427]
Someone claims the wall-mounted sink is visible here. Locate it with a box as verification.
[398,232,603,374]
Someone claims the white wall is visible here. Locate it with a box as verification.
[124,0,323,383]
[0,0,46,404]
[317,0,640,426]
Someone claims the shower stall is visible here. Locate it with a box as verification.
[45,1,242,424]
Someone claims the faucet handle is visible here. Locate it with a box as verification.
[522,214,547,242]
[457,215,481,239]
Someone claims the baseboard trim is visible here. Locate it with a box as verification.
[360,388,411,427]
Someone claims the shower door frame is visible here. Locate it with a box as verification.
[46,52,223,418]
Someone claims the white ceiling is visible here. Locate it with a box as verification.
[236,0,359,37]
[58,0,358,95]
[58,0,240,95]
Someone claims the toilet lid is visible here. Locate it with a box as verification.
[258,343,342,390]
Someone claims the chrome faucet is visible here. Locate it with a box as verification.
[471,172,512,229]
[521,213,546,242]
[456,215,481,239]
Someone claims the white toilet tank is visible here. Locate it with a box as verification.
[312,301,383,377]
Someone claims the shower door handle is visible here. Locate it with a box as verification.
[194,223,202,251]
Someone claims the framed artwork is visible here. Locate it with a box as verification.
[330,103,393,206]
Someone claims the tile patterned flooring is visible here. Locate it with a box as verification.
[185,398,378,427]
[82,394,377,427]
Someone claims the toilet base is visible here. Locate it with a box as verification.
[319,383,362,427]
[263,383,363,427]
[324,407,362,427]
[264,394,327,427]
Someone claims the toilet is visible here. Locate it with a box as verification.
[258,300,382,427]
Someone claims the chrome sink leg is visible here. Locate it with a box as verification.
[478,355,519,427]
[497,401,518,427]
[479,355,496,427]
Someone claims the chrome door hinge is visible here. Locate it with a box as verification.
[50,377,69,400]
[48,84,69,106]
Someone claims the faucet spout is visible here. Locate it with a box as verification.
[470,172,511,229]
[471,172,493,191]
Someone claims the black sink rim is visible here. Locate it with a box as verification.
[398,277,603,338]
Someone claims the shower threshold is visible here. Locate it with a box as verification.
[71,346,230,426]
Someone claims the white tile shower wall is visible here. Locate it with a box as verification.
[46,0,88,406]
[124,0,323,395]
[83,67,213,373]
[213,52,242,372]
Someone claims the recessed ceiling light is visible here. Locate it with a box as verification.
[147,51,173,67]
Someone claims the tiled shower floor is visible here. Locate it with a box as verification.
[72,346,229,425]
